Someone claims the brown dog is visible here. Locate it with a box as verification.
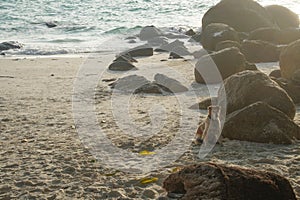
[195,105,221,145]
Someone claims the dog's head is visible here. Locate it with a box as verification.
[208,105,220,120]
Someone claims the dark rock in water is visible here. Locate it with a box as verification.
[195,47,247,84]
[127,40,136,44]
[189,97,218,110]
[169,52,183,59]
[108,61,137,71]
[164,33,189,39]
[134,82,169,94]
[160,40,190,55]
[215,40,241,51]
[45,22,57,28]
[185,29,196,36]
[265,5,299,29]
[163,162,297,200]
[0,41,22,51]
[139,25,162,41]
[222,101,300,144]
[154,73,188,93]
[280,39,300,80]
[109,75,150,93]
[200,23,240,51]
[122,45,153,57]
[202,0,277,33]
[240,40,282,63]
[218,70,296,119]
[269,69,281,78]
[125,36,136,40]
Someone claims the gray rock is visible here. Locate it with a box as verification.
[110,75,151,93]
[0,41,22,51]
[265,5,299,29]
[108,61,137,71]
[139,25,162,41]
[154,73,188,93]
[122,45,153,57]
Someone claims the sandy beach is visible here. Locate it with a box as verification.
[0,54,299,199]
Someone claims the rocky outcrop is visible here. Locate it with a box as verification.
[202,0,276,32]
[163,162,297,200]
[240,40,282,63]
[159,40,190,55]
[200,23,240,51]
[222,101,300,144]
[195,47,246,84]
[275,76,300,104]
[134,82,169,94]
[218,70,296,119]
[269,69,281,78]
[154,73,188,93]
[280,39,300,80]
[265,5,299,29]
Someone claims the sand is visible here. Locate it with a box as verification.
[0,54,299,199]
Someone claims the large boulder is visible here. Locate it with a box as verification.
[240,40,282,63]
[218,70,296,119]
[280,39,300,79]
[248,27,300,45]
[122,45,153,57]
[163,162,297,200]
[109,75,150,93]
[154,73,188,93]
[195,47,246,84]
[222,102,300,144]
[275,76,300,104]
[265,5,299,29]
[108,61,137,71]
[200,23,240,51]
[0,41,22,51]
[202,0,277,33]
[215,40,241,51]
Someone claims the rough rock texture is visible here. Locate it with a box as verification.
[222,101,300,144]
[195,47,246,84]
[109,75,150,92]
[202,0,276,32]
[154,73,188,93]
[122,45,153,57]
[189,97,218,110]
[248,27,300,45]
[163,162,297,200]
[218,70,296,119]
[265,5,299,29]
[240,40,282,63]
[200,23,240,51]
[275,77,300,104]
[280,39,300,80]
[108,61,137,71]
[160,40,190,55]
[215,40,241,51]
[139,25,162,41]
[134,82,169,94]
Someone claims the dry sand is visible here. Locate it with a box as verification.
[0,54,299,199]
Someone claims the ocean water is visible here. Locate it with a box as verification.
[0,0,300,55]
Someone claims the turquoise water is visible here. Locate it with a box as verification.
[0,0,299,55]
